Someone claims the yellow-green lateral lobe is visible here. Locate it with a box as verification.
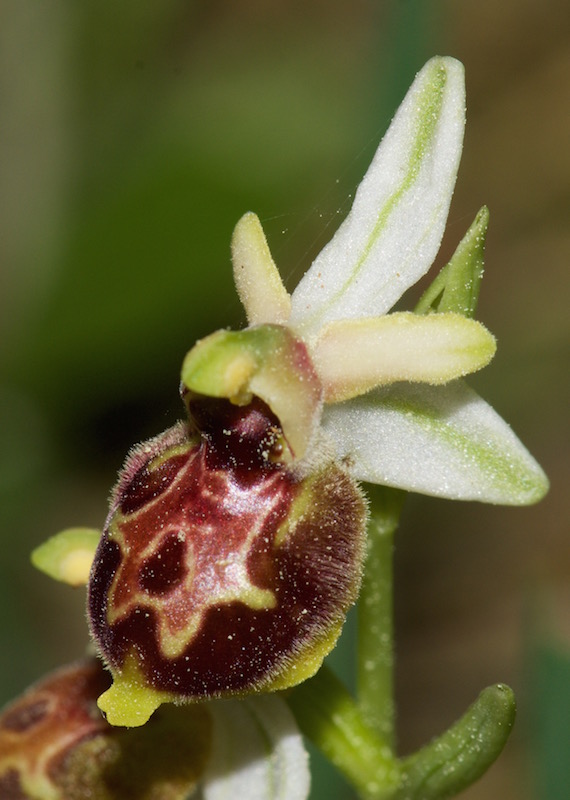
[31,528,101,587]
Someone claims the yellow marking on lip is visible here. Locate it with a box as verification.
[153,576,277,661]
[104,465,285,662]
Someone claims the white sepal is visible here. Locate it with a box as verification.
[323,381,549,505]
[290,56,465,338]
[201,695,310,800]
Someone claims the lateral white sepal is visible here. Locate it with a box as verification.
[323,381,549,505]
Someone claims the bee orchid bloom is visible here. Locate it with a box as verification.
[33,57,547,734]
[218,55,547,506]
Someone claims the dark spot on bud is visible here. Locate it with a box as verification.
[0,698,50,733]
[139,533,187,595]
[120,453,188,516]
[0,769,27,799]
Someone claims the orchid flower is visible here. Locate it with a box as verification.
[185,55,547,506]
[21,55,548,800]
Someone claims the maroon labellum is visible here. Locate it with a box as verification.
[88,390,367,726]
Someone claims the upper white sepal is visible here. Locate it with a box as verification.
[290,56,465,339]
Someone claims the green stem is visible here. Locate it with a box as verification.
[358,485,405,748]
[286,666,400,800]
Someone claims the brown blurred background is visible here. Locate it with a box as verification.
[1,2,568,798]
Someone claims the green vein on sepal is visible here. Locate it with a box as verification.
[291,58,463,333]
[376,388,548,504]
[344,62,447,292]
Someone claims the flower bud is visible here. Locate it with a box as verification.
[88,386,367,726]
[0,659,210,799]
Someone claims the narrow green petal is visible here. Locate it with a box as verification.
[324,382,549,505]
[415,206,489,318]
[290,56,465,337]
[31,527,101,586]
[232,212,291,325]
[313,312,495,402]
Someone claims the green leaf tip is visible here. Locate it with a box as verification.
[415,206,489,318]
[398,683,516,799]
[31,527,101,586]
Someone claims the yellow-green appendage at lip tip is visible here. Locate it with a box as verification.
[96,622,342,728]
[31,527,101,587]
[97,655,176,727]
[95,629,341,727]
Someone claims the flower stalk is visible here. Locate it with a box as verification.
[357,485,405,749]
[286,666,400,800]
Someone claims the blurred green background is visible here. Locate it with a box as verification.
[1,2,568,798]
